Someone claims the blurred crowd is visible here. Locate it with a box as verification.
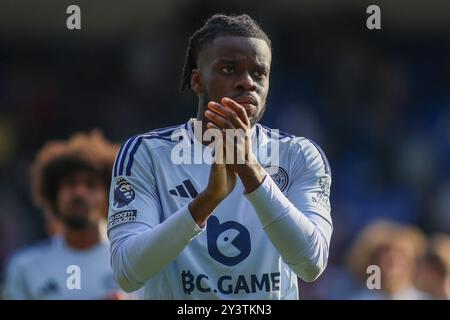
[0,3,449,299]
[300,220,450,299]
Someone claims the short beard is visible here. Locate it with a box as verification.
[58,198,94,230]
[250,103,266,126]
[61,215,92,230]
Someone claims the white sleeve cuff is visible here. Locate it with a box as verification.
[109,203,205,292]
[181,202,206,236]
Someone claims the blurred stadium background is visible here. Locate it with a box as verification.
[0,0,449,299]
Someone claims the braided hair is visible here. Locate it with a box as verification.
[179,14,271,91]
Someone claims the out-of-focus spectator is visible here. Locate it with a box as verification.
[1,131,132,299]
[415,234,450,299]
[346,220,429,299]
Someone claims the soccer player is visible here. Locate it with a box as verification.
[3,131,127,299]
[108,14,332,299]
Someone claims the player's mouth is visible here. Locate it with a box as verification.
[232,95,258,116]
[68,199,90,215]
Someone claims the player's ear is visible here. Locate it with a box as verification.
[190,69,204,96]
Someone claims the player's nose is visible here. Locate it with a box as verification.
[72,181,90,196]
[235,71,256,91]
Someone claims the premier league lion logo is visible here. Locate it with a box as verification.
[113,177,135,208]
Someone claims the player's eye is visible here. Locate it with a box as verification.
[84,177,100,190]
[253,69,267,80]
[64,177,76,187]
[220,66,235,74]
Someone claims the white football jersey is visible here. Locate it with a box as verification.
[3,236,121,300]
[108,119,332,299]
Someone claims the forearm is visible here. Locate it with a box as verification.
[109,204,204,292]
[246,176,331,282]
[189,190,224,227]
[235,162,267,194]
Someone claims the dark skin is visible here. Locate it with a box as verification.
[56,171,106,249]
[187,36,272,227]
[55,170,126,299]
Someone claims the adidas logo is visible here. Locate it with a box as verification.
[169,179,199,198]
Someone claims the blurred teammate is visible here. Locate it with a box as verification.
[3,131,127,299]
[347,220,428,299]
[108,14,332,299]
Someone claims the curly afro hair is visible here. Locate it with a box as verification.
[30,130,119,213]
